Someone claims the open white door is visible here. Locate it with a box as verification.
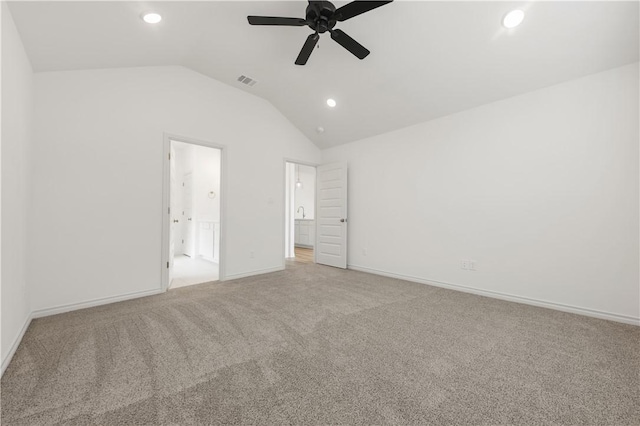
[316,162,348,268]
[169,145,177,283]
[183,173,195,257]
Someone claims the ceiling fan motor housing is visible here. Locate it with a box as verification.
[306,1,338,33]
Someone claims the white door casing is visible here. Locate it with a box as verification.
[162,134,227,292]
[316,162,348,268]
[285,162,296,259]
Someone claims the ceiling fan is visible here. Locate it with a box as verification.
[247,1,393,65]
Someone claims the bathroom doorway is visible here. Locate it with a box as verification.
[162,136,224,290]
[285,161,317,264]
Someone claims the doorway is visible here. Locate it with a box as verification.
[162,135,225,290]
[285,162,317,264]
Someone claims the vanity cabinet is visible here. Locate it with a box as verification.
[198,221,220,263]
[294,220,315,248]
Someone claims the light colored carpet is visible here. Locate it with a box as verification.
[2,263,639,425]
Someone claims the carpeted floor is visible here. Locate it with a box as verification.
[2,263,639,425]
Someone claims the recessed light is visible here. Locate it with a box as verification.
[503,10,524,29]
[142,13,162,24]
[316,126,325,134]
[326,98,336,108]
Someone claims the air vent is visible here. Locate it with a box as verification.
[237,75,258,87]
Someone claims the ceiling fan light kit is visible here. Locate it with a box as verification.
[247,1,393,65]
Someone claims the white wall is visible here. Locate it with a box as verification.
[323,63,640,323]
[294,165,316,219]
[30,66,320,312]
[192,144,220,261]
[1,4,33,368]
[193,145,221,223]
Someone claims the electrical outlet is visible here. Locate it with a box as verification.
[362,248,368,256]
[461,260,469,270]
[250,251,255,259]
[469,260,476,271]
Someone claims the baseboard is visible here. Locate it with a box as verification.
[3,287,165,376]
[348,264,640,326]
[32,288,164,319]
[224,266,285,281]
[4,267,282,374]
[2,312,33,376]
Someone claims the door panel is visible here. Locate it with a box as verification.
[169,146,177,279]
[316,162,347,268]
[183,173,195,257]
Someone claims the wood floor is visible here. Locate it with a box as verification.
[293,247,314,263]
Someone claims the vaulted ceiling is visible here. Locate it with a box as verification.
[9,1,639,148]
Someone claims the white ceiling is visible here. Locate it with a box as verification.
[9,1,639,148]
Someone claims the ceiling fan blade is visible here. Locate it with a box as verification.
[295,33,320,65]
[247,16,307,26]
[330,29,370,60]
[334,1,393,22]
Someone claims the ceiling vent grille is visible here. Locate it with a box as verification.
[237,75,258,87]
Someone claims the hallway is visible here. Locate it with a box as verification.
[293,247,314,264]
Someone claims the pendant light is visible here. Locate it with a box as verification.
[296,164,303,189]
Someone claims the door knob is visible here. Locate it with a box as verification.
[340,218,347,223]
[188,218,192,221]
[173,219,179,223]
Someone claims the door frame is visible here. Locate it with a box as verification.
[162,133,227,291]
[282,159,319,268]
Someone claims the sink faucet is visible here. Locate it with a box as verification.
[297,206,306,219]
